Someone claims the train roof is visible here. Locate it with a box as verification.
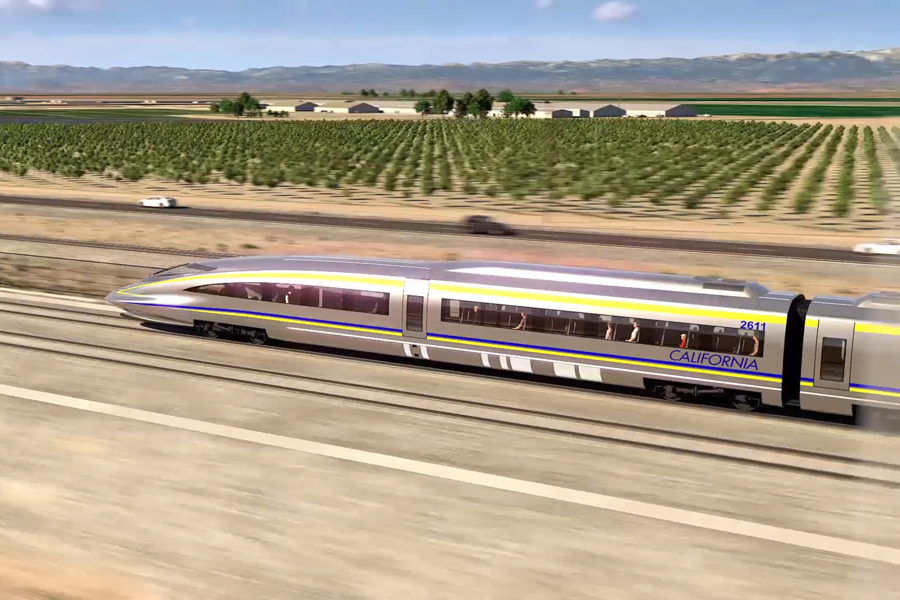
[148,255,798,306]
[808,292,900,324]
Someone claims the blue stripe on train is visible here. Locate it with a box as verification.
[121,302,404,335]
[430,332,780,379]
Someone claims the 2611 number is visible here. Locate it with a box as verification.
[740,321,766,331]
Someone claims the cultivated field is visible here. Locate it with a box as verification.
[1,119,900,231]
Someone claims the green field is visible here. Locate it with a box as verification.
[0,109,197,121]
[688,104,900,117]
[0,119,898,219]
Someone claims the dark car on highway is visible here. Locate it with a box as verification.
[463,215,515,236]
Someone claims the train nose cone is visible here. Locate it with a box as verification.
[105,288,130,308]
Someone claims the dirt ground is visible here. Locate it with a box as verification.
[0,550,158,600]
[2,204,897,298]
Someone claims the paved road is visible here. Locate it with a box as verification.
[0,288,899,599]
[1,194,897,265]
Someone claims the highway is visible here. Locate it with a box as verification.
[0,287,899,599]
[1,194,898,265]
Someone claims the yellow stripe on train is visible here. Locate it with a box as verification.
[855,323,900,337]
[850,386,900,398]
[429,282,787,324]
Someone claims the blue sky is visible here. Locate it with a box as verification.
[0,0,895,69]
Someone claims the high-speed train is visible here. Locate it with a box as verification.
[106,255,900,419]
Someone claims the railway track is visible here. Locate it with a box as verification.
[2,195,899,265]
[0,295,896,489]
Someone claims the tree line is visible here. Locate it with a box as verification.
[208,92,287,118]
[412,89,537,119]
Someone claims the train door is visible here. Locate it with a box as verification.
[402,280,429,358]
[813,317,855,391]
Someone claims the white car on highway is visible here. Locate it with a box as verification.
[139,196,178,208]
[853,239,900,255]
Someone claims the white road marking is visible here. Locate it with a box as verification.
[1,382,899,566]
[0,286,108,304]
[0,289,122,313]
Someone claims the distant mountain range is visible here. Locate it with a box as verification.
[2,48,900,94]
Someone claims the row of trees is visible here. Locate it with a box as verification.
[411,89,493,118]
[209,92,262,117]
[410,89,536,119]
[344,88,561,101]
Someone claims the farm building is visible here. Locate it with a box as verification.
[372,102,419,115]
[262,101,319,112]
[314,101,383,114]
[621,103,697,118]
[535,109,575,119]
[592,104,627,118]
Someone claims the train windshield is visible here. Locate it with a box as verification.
[151,262,217,277]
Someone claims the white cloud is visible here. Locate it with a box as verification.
[0,0,105,12]
[535,0,554,8]
[592,1,637,22]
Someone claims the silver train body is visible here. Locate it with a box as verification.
[105,255,900,416]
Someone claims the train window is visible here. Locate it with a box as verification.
[277,285,299,305]
[442,299,462,322]
[691,325,720,352]
[480,303,500,327]
[437,296,769,360]
[242,284,263,300]
[187,283,226,296]
[498,305,521,329]
[406,295,424,331]
[321,288,345,311]
[660,322,689,348]
[462,301,483,325]
[570,313,599,338]
[737,330,765,357]
[298,286,320,308]
[544,310,574,335]
[528,308,547,333]
[345,290,390,315]
[820,337,847,381]
[713,327,741,354]
[611,317,633,342]
[637,321,664,346]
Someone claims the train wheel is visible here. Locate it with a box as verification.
[245,329,269,345]
[730,393,762,412]
[651,384,683,402]
[195,321,227,339]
